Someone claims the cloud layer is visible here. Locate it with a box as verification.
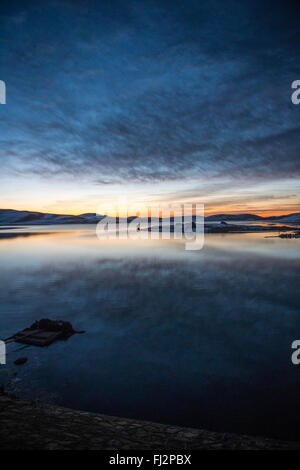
[0,0,299,212]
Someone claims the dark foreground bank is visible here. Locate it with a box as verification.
[0,394,299,450]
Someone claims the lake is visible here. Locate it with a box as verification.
[0,225,300,440]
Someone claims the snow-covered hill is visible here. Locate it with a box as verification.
[0,209,104,225]
[0,209,299,225]
[276,213,300,224]
[205,213,300,223]
[205,213,263,221]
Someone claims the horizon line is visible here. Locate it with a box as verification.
[0,207,299,218]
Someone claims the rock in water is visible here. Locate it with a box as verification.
[14,357,28,365]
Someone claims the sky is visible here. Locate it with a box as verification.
[0,0,300,216]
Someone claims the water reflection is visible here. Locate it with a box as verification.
[0,226,300,439]
[0,232,54,240]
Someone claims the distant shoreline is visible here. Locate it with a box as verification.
[1,209,300,226]
[0,222,299,237]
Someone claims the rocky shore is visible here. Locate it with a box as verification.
[0,394,299,450]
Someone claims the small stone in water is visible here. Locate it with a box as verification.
[14,357,28,365]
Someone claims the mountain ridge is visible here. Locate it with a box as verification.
[0,209,299,225]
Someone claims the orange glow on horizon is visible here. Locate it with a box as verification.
[1,203,298,218]
[204,209,299,217]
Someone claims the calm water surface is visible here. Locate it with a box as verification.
[0,225,300,439]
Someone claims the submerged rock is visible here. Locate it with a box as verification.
[14,357,28,366]
[30,319,75,339]
[13,319,85,347]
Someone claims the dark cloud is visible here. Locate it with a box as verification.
[0,0,300,187]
